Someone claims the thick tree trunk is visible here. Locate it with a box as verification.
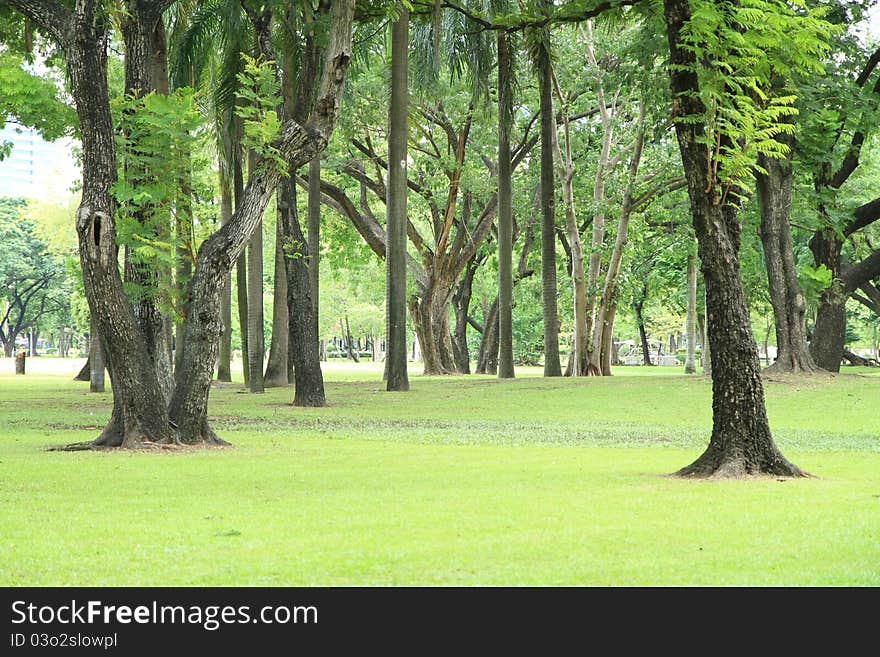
[121,2,174,402]
[756,150,819,373]
[664,0,803,477]
[808,230,845,372]
[497,32,515,379]
[684,250,697,374]
[385,9,410,391]
[263,216,290,387]
[409,282,456,375]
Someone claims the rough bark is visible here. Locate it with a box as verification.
[664,0,804,477]
[756,148,819,373]
[385,9,411,390]
[477,297,500,375]
[169,1,353,437]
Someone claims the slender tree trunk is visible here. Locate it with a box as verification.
[264,216,290,386]
[539,47,561,377]
[684,249,697,374]
[590,103,646,376]
[664,0,803,477]
[635,296,652,366]
[385,9,410,391]
[497,32,515,379]
[246,149,265,393]
[477,296,500,375]
[452,256,480,374]
[756,149,819,373]
[216,132,233,382]
[233,122,250,386]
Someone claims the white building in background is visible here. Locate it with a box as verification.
[0,123,79,201]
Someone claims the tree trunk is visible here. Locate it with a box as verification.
[15,351,25,374]
[477,296,500,375]
[89,316,105,393]
[684,249,697,374]
[121,2,174,402]
[452,256,480,374]
[497,32,515,379]
[280,171,326,407]
[263,216,290,386]
[590,103,646,376]
[233,121,250,386]
[170,11,354,437]
[756,149,819,373]
[246,149,265,393]
[664,0,803,477]
[74,356,90,381]
[385,9,410,391]
[216,129,233,382]
[539,46,561,377]
[634,292,652,366]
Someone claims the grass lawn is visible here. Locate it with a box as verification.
[1,358,878,586]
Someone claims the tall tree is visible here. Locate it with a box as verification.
[496,30,515,379]
[537,9,561,377]
[662,0,826,476]
[385,7,410,391]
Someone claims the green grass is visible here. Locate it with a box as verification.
[1,359,879,586]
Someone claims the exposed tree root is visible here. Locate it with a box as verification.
[49,416,231,451]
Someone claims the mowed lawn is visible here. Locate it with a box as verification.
[1,358,878,586]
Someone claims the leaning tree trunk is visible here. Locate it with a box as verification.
[756,149,819,373]
[664,0,803,478]
[169,3,354,437]
[385,8,410,391]
[263,216,290,387]
[684,249,697,374]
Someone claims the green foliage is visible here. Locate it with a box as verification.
[111,88,203,313]
[0,52,76,158]
[0,198,70,348]
[234,55,286,174]
[676,0,832,200]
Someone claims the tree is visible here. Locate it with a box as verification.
[662,0,827,476]
[0,198,67,358]
[496,29,515,379]
[385,7,411,391]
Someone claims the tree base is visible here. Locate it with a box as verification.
[673,446,810,479]
[49,416,231,451]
